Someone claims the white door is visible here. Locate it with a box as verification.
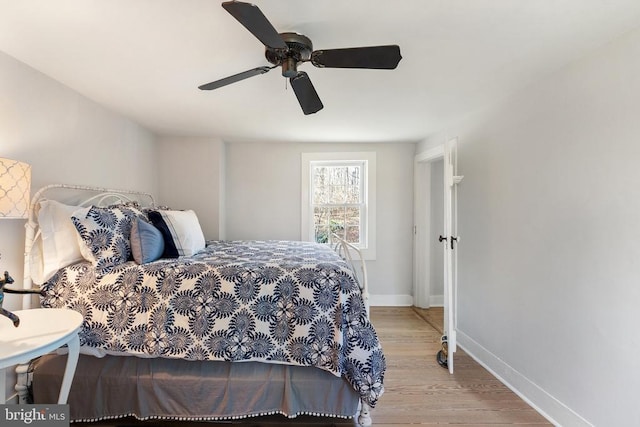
[413,142,461,373]
[442,138,462,373]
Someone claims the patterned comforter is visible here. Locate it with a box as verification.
[42,240,385,407]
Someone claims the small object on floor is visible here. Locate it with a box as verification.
[437,334,448,368]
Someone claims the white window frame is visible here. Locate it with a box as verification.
[301,152,376,260]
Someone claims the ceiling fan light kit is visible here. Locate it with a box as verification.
[199,1,402,115]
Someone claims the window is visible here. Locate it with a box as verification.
[312,161,365,245]
[301,152,376,259]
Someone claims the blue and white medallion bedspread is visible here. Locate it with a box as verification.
[41,240,385,407]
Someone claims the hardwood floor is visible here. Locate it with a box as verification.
[369,307,551,426]
[75,307,551,426]
[412,306,444,335]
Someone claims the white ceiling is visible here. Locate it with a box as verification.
[2,0,640,143]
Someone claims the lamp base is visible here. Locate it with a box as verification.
[0,270,44,327]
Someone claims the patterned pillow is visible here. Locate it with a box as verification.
[72,205,145,272]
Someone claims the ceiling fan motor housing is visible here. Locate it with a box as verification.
[265,32,313,77]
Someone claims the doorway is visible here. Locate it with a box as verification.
[413,140,460,372]
[413,146,445,311]
[414,155,445,335]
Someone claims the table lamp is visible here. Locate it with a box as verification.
[0,157,43,327]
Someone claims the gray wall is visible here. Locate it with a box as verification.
[156,136,225,240]
[0,50,158,400]
[223,141,416,300]
[0,50,158,313]
[417,25,640,426]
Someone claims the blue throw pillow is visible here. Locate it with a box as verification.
[130,217,165,264]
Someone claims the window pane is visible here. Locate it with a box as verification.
[329,207,345,235]
[315,225,329,243]
[345,188,360,204]
[313,167,329,204]
[314,206,329,224]
[345,166,361,203]
[345,226,360,244]
[329,184,347,204]
[345,207,360,225]
[314,186,329,204]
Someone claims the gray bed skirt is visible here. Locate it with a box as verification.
[31,354,360,423]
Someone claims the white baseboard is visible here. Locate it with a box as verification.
[456,330,592,427]
[369,294,413,306]
[429,295,444,307]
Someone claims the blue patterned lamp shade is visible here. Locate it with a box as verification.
[0,157,31,219]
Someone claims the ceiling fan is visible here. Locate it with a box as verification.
[198,1,402,115]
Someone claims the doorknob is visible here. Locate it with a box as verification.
[439,235,458,249]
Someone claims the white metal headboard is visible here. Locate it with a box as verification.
[22,184,155,309]
[331,233,370,314]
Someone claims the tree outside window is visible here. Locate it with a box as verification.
[311,162,365,245]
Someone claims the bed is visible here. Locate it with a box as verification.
[15,184,384,425]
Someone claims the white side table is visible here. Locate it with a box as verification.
[0,308,83,404]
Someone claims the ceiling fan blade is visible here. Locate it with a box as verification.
[222,1,287,50]
[290,72,323,115]
[198,66,272,90]
[311,45,402,69]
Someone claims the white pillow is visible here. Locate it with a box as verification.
[148,209,206,257]
[37,200,85,282]
[28,233,45,285]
